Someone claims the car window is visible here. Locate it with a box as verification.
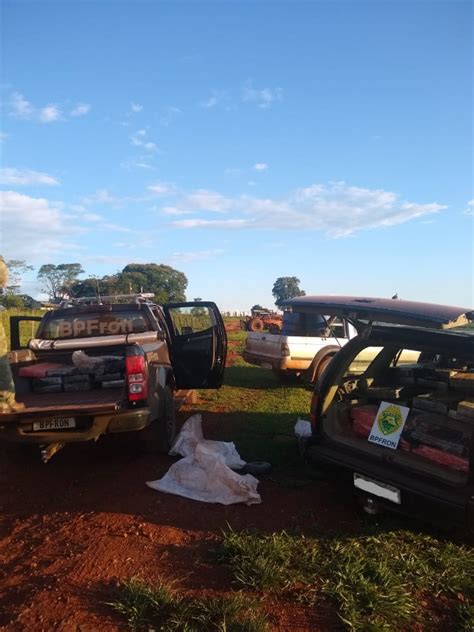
[167,305,215,335]
[344,346,384,376]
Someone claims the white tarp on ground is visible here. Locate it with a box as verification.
[294,419,312,438]
[146,415,261,505]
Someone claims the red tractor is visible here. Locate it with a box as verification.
[240,309,283,333]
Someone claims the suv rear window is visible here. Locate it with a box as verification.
[40,311,150,339]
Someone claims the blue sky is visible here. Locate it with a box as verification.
[1,0,472,311]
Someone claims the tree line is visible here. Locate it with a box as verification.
[0,261,187,308]
[1,259,306,311]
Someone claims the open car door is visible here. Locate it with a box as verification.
[162,301,227,389]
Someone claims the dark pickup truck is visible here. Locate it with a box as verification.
[0,298,226,461]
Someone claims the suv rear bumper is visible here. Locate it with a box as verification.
[306,443,474,530]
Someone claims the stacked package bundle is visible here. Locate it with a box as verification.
[19,354,126,393]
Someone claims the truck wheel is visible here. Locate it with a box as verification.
[141,385,176,453]
[250,318,263,332]
[268,324,281,333]
[307,354,334,384]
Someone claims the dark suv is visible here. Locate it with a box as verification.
[290,296,474,529]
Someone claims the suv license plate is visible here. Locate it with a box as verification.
[354,473,401,505]
[32,417,76,431]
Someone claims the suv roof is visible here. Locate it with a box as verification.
[284,296,473,330]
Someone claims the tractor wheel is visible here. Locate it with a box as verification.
[250,318,264,332]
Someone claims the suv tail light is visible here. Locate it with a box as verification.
[281,342,290,357]
[126,354,148,403]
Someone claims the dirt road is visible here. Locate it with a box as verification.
[0,419,358,631]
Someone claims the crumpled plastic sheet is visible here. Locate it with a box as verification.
[146,415,261,505]
[294,419,312,438]
[169,414,246,470]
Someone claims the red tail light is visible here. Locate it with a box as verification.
[126,355,148,402]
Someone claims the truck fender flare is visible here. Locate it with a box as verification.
[306,346,340,384]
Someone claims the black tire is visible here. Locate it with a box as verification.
[140,385,176,454]
[250,318,264,332]
[307,354,334,384]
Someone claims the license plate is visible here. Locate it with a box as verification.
[32,417,76,431]
[261,362,273,369]
[353,473,401,504]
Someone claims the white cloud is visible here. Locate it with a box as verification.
[82,188,117,205]
[102,223,134,233]
[242,81,282,109]
[131,103,143,113]
[9,91,90,123]
[464,199,474,216]
[0,168,59,186]
[253,163,268,171]
[161,206,192,216]
[10,92,34,119]
[130,129,158,152]
[39,104,61,123]
[70,103,91,117]
[121,158,155,171]
[199,90,230,109]
[0,190,85,259]
[174,189,234,214]
[82,212,103,222]
[0,132,8,143]
[148,182,172,195]
[169,181,446,237]
[167,248,225,264]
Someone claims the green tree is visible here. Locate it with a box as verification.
[4,259,34,294]
[251,304,264,311]
[37,263,85,301]
[121,263,187,303]
[272,276,306,308]
[69,263,188,304]
[0,294,28,309]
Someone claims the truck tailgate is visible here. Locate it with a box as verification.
[0,389,124,423]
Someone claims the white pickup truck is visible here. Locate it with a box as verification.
[243,306,359,383]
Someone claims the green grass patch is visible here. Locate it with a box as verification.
[218,527,474,631]
[194,364,311,468]
[185,326,313,472]
[1,308,44,350]
[107,577,269,631]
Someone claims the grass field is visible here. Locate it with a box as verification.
[1,308,43,350]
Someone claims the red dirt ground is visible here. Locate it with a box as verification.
[0,431,359,631]
[0,323,381,630]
